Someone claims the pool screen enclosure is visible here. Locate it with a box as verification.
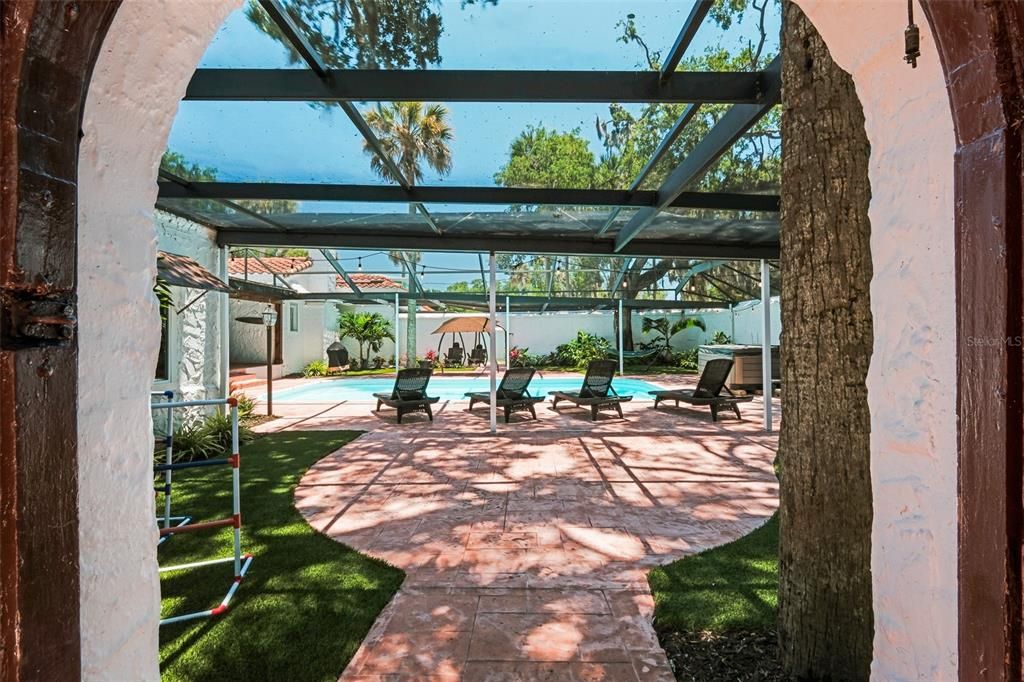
[157,0,781,431]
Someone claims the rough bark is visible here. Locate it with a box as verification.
[778,3,874,679]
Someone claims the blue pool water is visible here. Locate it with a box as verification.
[267,374,663,403]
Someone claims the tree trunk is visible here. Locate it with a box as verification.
[778,3,874,679]
[406,300,418,367]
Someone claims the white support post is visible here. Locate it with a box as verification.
[617,298,624,375]
[488,252,498,434]
[219,246,231,411]
[760,259,773,433]
[504,295,511,369]
[730,303,735,342]
[394,292,400,371]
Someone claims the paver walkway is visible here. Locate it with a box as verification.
[283,381,780,681]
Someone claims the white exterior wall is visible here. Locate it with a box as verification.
[377,304,779,361]
[153,210,224,411]
[229,252,340,374]
[795,2,957,678]
[74,0,956,679]
[77,1,239,680]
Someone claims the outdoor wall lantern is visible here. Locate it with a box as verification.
[262,305,278,416]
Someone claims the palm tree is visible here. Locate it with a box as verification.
[362,102,454,367]
[641,315,707,363]
[338,311,394,370]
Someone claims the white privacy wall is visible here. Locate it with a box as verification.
[794,2,957,679]
[77,1,239,680]
[389,303,780,360]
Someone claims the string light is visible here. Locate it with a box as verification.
[357,257,362,272]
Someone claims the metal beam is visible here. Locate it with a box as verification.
[256,0,327,76]
[320,249,362,295]
[660,0,714,83]
[280,290,729,311]
[185,69,766,104]
[159,170,289,232]
[595,104,703,237]
[615,56,782,252]
[414,203,443,234]
[700,270,759,300]
[674,259,727,292]
[216,228,779,260]
[253,0,411,191]
[157,181,780,213]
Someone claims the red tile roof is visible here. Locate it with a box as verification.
[227,256,312,275]
[336,273,406,292]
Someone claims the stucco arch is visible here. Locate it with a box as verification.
[2,0,1018,679]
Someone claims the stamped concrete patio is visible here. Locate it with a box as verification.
[266,375,780,681]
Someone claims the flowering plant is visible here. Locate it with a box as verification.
[424,349,438,363]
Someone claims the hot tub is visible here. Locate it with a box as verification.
[698,344,780,390]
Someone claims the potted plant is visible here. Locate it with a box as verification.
[338,311,394,370]
[421,349,438,369]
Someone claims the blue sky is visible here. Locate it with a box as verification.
[167,0,780,288]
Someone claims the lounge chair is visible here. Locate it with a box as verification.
[465,367,545,422]
[649,358,753,421]
[372,368,440,423]
[549,359,633,420]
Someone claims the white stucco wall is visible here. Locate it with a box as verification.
[794,2,957,678]
[153,210,224,412]
[77,1,239,680]
[384,304,778,360]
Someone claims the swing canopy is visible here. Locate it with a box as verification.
[431,317,504,335]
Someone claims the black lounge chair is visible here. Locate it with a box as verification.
[549,359,633,420]
[649,358,753,421]
[372,368,440,423]
[465,367,545,422]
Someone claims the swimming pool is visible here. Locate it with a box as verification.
[266,374,664,403]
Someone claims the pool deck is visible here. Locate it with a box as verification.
[255,372,780,681]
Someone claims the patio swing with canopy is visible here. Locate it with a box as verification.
[431,316,505,370]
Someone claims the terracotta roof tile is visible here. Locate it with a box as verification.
[227,256,312,275]
[336,273,405,292]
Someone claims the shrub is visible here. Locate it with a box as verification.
[675,348,699,371]
[170,412,255,463]
[302,359,328,377]
[169,422,219,463]
[200,412,255,454]
[711,330,732,345]
[234,392,257,419]
[557,331,612,368]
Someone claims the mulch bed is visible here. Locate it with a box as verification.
[661,629,784,681]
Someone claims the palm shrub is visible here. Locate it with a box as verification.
[338,311,394,369]
[557,331,612,368]
[675,348,699,371]
[168,413,255,463]
[641,315,707,362]
[302,359,328,377]
[234,393,257,419]
[711,330,732,345]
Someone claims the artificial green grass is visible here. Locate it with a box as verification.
[158,430,404,681]
[648,515,778,634]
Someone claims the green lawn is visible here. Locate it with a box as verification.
[158,430,404,682]
[648,515,778,633]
